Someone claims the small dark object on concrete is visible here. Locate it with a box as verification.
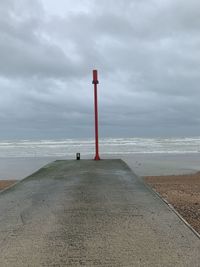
[76,153,80,160]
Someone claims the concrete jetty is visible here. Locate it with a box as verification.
[0,159,199,266]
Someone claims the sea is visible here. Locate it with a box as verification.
[1,137,200,179]
[0,137,200,158]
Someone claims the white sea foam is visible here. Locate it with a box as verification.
[0,137,200,157]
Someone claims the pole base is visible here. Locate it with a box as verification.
[94,155,100,160]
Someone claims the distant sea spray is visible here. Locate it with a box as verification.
[0,137,200,157]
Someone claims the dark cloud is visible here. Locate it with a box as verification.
[0,0,200,139]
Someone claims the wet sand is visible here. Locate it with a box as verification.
[145,172,200,234]
[0,157,57,180]
[1,153,200,180]
[121,153,200,176]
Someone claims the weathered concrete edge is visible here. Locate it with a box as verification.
[143,180,200,240]
[120,160,200,240]
[133,172,200,239]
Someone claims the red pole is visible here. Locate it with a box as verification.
[93,70,100,160]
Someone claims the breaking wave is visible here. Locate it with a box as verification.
[0,137,200,157]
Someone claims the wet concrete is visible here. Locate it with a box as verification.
[0,159,199,266]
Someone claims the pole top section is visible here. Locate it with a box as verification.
[92,69,99,84]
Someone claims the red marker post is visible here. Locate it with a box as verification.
[93,70,100,160]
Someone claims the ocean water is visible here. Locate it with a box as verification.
[1,137,200,179]
[0,137,200,158]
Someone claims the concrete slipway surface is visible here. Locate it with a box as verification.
[0,160,199,266]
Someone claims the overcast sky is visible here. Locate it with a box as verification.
[0,0,200,139]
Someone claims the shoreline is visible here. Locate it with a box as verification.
[1,153,200,180]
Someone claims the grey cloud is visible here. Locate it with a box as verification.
[0,0,200,139]
[0,1,77,79]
